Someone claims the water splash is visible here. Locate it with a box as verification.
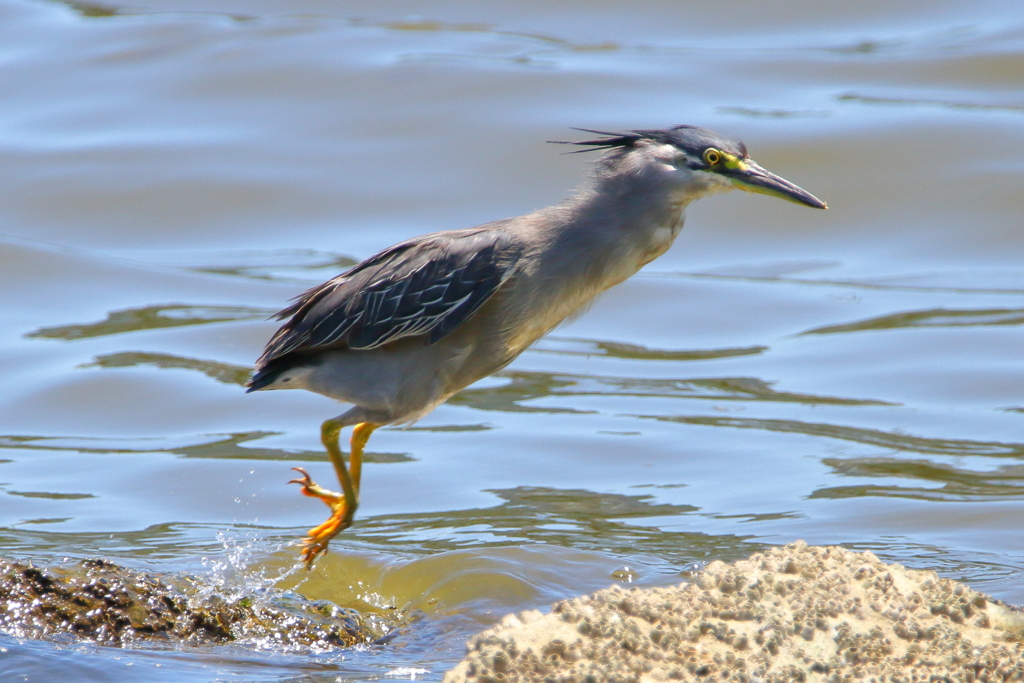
[198,531,302,600]
[188,532,389,653]
[385,667,431,680]
[0,554,374,652]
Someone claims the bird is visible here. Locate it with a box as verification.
[247,125,827,566]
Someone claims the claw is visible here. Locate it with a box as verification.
[288,467,313,487]
[299,541,326,566]
[287,467,352,568]
[295,502,350,567]
[298,511,347,566]
[288,467,342,503]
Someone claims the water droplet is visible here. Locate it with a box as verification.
[612,566,638,583]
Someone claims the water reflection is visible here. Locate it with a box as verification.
[0,432,412,464]
[352,486,760,568]
[536,336,768,361]
[718,107,830,119]
[802,307,1024,335]
[60,1,115,17]
[26,304,271,341]
[837,93,1024,115]
[687,270,1024,295]
[648,415,1024,458]
[451,370,889,414]
[813,457,1024,502]
[161,249,358,283]
[0,522,237,564]
[86,351,252,386]
[7,490,94,500]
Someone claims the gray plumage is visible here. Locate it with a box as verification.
[252,227,522,362]
[248,124,826,565]
[248,125,825,429]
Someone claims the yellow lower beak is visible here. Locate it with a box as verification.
[728,161,827,209]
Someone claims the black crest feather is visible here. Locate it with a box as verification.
[549,125,748,159]
[547,128,642,153]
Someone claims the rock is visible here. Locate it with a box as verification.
[0,557,379,649]
[444,542,1024,682]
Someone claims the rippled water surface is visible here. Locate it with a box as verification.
[1,0,1023,680]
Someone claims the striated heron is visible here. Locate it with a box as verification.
[247,125,827,566]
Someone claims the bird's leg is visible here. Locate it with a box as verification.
[348,422,376,491]
[289,420,378,567]
[288,418,357,565]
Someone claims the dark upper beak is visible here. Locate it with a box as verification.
[728,160,827,209]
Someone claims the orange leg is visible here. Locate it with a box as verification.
[289,420,379,567]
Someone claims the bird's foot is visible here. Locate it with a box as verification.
[288,467,354,567]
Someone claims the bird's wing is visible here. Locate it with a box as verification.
[255,225,522,367]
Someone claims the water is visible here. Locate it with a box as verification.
[1,0,1023,679]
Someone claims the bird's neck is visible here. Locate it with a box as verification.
[557,176,692,284]
[499,174,697,353]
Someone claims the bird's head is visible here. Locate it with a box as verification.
[557,125,827,210]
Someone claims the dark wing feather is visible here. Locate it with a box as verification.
[253,225,521,371]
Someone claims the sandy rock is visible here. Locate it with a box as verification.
[445,542,1024,682]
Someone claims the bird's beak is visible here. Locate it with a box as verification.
[727,159,827,209]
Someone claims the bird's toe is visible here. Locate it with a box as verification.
[289,467,343,506]
[299,506,352,567]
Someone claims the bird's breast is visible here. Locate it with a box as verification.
[637,208,685,266]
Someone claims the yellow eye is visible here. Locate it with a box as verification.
[703,148,722,166]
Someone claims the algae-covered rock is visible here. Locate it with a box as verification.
[445,542,1024,682]
[0,557,377,649]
